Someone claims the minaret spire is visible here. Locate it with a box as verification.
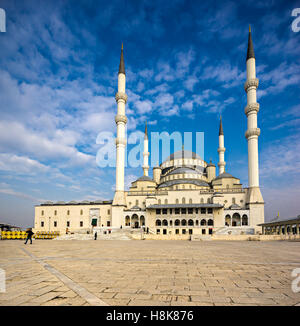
[218,116,226,174]
[219,115,224,136]
[246,25,255,61]
[144,121,148,139]
[119,43,125,75]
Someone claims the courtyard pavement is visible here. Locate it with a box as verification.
[0,240,300,306]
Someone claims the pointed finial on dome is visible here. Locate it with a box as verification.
[246,25,255,61]
[119,43,125,75]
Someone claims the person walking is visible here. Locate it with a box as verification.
[94,231,97,240]
[24,228,34,245]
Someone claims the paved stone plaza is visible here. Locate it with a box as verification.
[0,240,300,306]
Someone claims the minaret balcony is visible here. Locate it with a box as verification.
[115,92,128,103]
[244,78,259,92]
[245,103,260,116]
[245,128,260,139]
[115,114,127,124]
[115,138,127,146]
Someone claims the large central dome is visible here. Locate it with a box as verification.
[161,149,206,171]
[165,149,203,161]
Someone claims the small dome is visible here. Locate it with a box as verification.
[214,172,238,180]
[136,176,153,182]
[229,204,242,209]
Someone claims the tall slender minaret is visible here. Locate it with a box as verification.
[113,44,127,207]
[142,122,149,176]
[244,26,263,205]
[218,116,226,175]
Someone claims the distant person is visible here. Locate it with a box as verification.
[24,228,34,245]
[94,232,97,240]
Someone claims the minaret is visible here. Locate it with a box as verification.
[244,26,264,204]
[113,44,128,207]
[142,122,149,176]
[218,116,226,175]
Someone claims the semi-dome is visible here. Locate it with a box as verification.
[168,167,202,175]
[158,179,210,188]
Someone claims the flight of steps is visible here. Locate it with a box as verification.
[93,227,143,240]
[190,234,212,241]
[214,226,255,235]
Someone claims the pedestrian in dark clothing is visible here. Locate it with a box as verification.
[94,232,97,240]
[24,228,34,244]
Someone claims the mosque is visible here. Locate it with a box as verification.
[34,28,265,237]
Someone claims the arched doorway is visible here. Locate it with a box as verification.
[140,215,145,226]
[131,214,139,228]
[232,213,241,226]
[125,215,130,226]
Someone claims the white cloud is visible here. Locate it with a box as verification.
[0,154,49,174]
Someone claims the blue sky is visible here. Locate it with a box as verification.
[0,0,299,227]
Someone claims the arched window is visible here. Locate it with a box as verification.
[188,219,194,226]
[189,199,192,204]
[176,199,179,204]
[164,199,168,204]
[232,197,236,204]
[169,220,173,226]
[136,200,139,206]
[125,215,130,226]
[207,198,210,204]
[156,219,161,226]
[162,219,168,226]
[201,198,204,203]
[181,219,187,226]
[242,215,248,226]
[226,184,229,189]
[54,210,57,216]
[67,210,70,215]
[158,199,161,205]
[80,209,83,215]
[41,210,44,216]
[182,198,186,204]
[208,219,214,226]
[175,219,180,226]
[196,220,199,226]
[201,219,206,226]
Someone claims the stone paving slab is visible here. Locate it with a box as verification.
[0,240,300,306]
